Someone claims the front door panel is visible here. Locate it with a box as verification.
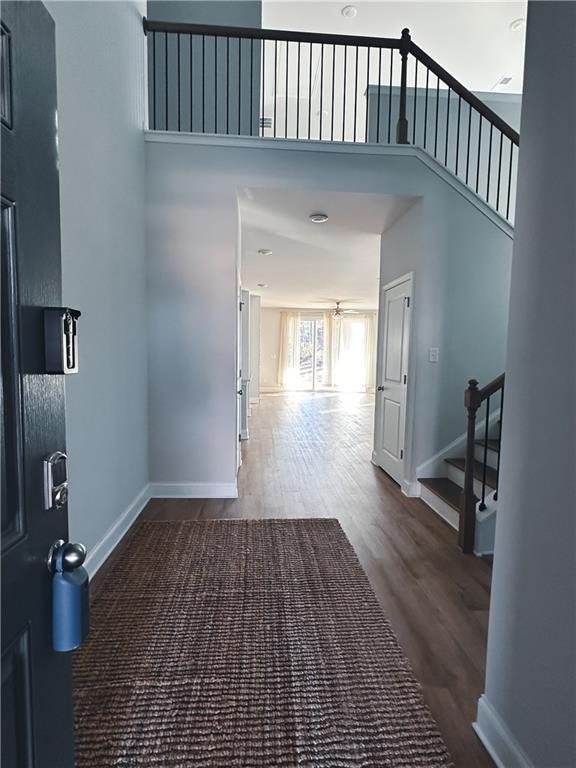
[1,3,75,766]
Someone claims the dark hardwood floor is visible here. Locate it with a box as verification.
[140,391,494,768]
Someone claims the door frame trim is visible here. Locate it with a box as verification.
[373,271,415,493]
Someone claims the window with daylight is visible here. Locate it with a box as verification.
[278,311,376,392]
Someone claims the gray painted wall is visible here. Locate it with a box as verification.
[145,139,513,488]
[147,1,262,134]
[379,191,512,477]
[46,1,149,554]
[480,2,576,765]
[367,88,521,221]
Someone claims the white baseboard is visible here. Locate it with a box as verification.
[474,695,535,768]
[402,480,421,497]
[250,396,260,404]
[148,482,238,499]
[84,484,150,578]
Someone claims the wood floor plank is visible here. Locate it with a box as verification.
[140,392,494,768]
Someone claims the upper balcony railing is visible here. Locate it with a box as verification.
[143,20,519,223]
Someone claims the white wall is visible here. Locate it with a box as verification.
[47,1,149,560]
[249,294,261,401]
[477,3,576,766]
[145,136,513,492]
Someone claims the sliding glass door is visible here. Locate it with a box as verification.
[297,318,325,391]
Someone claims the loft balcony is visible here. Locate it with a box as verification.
[144,20,520,223]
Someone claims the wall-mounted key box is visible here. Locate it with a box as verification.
[44,308,81,374]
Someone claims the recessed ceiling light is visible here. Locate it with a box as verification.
[258,248,273,256]
[309,212,329,223]
[509,18,525,32]
[257,282,268,288]
[341,5,357,19]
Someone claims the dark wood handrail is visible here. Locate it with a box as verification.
[460,374,505,553]
[408,42,520,146]
[478,372,506,400]
[143,18,402,50]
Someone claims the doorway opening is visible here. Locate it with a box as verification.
[237,187,416,489]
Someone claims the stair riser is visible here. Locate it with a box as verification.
[446,463,496,499]
[419,485,459,530]
[474,444,499,470]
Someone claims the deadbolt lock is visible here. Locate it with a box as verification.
[43,451,69,510]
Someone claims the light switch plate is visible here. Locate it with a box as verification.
[429,347,439,363]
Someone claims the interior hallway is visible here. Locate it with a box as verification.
[141,392,494,767]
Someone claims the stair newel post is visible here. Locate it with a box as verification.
[396,28,411,144]
[460,379,480,553]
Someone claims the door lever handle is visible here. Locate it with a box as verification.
[238,389,243,396]
[377,385,385,391]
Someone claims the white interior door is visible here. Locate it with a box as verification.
[373,276,412,484]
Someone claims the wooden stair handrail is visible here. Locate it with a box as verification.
[460,374,505,553]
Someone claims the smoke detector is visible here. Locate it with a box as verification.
[309,212,329,224]
[341,6,357,19]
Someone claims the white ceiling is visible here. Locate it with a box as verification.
[239,188,416,309]
[262,1,527,94]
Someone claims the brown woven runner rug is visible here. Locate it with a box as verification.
[74,519,453,767]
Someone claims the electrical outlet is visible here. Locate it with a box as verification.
[429,347,439,363]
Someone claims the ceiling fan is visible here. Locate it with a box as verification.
[330,300,363,318]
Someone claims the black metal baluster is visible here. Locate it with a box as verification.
[319,43,324,140]
[494,387,504,501]
[475,113,482,194]
[285,40,289,138]
[189,34,193,132]
[177,34,181,131]
[238,38,242,136]
[261,39,265,137]
[296,42,300,139]
[496,131,504,212]
[353,46,359,141]
[274,40,277,137]
[412,58,418,145]
[152,32,156,129]
[423,67,429,148]
[331,45,336,141]
[376,47,382,143]
[465,103,472,184]
[479,397,490,511]
[455,95,461,175]
[165,32,168,130]
[226,38,230,134]
[342,46,347,140]
[308,42,312,140]
[250,39,254,136]
[434,75,439,158]
[444,87,451,164]
[364,47,370,143]
[487,123,493,203]
[214,36,218,133]
[506,140,514,220]
[202,35,205,133]
[387,48,393,143]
